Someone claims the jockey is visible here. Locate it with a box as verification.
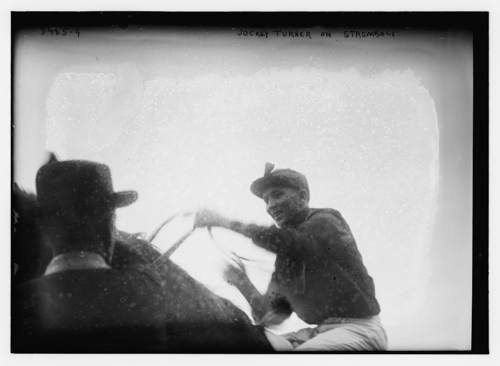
[193,163,388,351]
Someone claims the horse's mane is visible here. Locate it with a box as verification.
[112,231,273,351]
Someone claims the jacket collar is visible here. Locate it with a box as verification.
[281,207,310,229]
[44,251,111,276]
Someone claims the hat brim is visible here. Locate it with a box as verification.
[250,176,302,198]
[114,191,138,208]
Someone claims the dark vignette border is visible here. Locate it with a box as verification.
[10,11,489,355]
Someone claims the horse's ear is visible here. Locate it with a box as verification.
[47,152,59,163]
[13,182,21,194]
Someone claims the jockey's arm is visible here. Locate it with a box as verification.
[223,265,269,321]
[193,210,294,325]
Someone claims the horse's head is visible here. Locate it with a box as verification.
[12,183,53,284]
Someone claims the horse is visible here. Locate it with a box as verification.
[113,226,275,352]
[12,183,53,286]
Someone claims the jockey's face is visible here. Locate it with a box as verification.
[262,187,308,227]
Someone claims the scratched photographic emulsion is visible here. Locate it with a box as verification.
[11,13,485,353]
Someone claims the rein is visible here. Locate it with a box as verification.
[150,227,195,270]
[147,212,270,273]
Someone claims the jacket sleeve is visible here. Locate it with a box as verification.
[245,211,355,259]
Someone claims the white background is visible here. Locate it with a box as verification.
[2,0,497,365]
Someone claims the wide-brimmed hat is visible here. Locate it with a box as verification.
[36,154,137,212]
[250,163,309,199]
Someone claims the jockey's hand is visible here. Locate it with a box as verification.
[193,209,229,229]
[223,265,247,286]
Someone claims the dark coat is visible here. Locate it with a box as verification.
[12,266,170,353]
[12,231,274,353]
[246,208,381,324]
[12,261,274,353]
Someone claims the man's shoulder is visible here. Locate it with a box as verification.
[16,267,157,291]
[15,269,113,292]
[306,208,342,222]
[306,208,356,245]
[14,268,163,310]
[305,208,352,233]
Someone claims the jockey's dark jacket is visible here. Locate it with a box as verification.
[245,208,381,325]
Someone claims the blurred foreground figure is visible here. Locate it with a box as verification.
[11,156,273,353]
[12,156,169,353]
[194,163,388,351]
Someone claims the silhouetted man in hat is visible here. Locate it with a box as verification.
[194,163,388,351]
[12,155,169,353]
